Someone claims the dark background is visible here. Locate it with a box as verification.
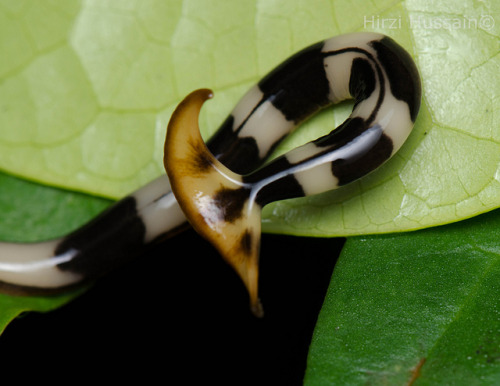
[0,229,343,385]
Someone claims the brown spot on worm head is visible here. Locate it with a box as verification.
[187,137,214,175]
[213,187,249,223]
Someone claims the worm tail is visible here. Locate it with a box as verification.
[164,89,264,317]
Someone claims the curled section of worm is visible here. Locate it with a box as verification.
[164,32,421,316]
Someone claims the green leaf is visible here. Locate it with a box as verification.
[0,0,498,236]
[305,208,500,385]
[0,172,111,242]
[0,289,86,336]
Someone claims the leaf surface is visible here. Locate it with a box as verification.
[305,208,500,385]
[0,0,498,236]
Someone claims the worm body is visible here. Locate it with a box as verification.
[0,33,421,315]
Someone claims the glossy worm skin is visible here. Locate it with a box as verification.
[0,32,421,315]
[166,32,421,315]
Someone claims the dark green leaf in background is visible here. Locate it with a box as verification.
[0,172,111,242]
[305,208,500,385]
